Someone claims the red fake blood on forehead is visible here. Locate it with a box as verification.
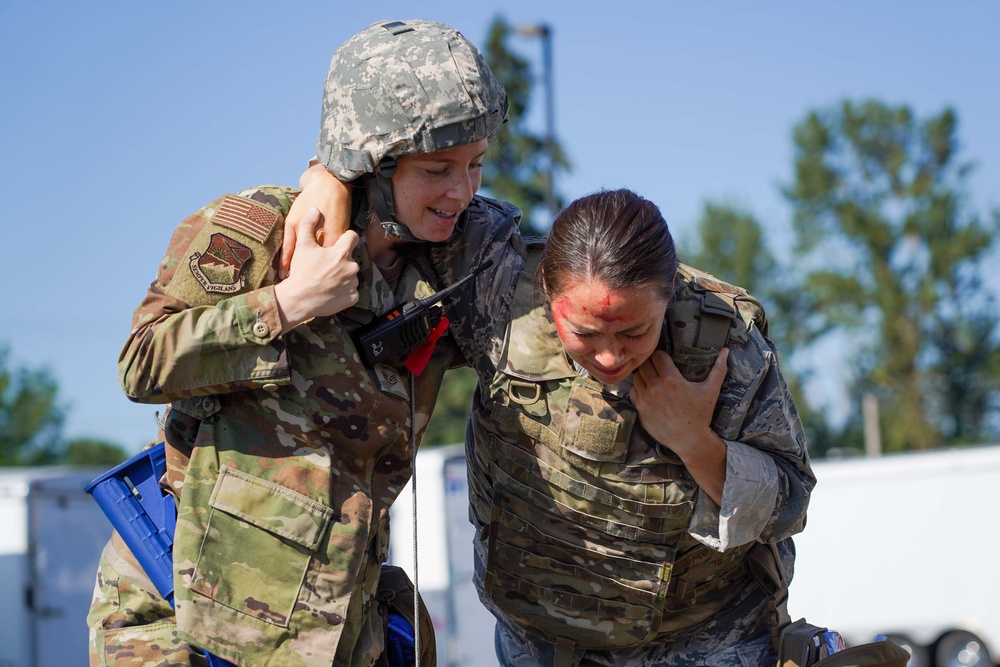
[595,291,630,323]
[555,293,632,326]
[551,298,571,337]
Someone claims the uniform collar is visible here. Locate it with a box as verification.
[501,290,576,382]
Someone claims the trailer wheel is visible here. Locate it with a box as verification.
[932,631,992,667]
[886,634,932,667]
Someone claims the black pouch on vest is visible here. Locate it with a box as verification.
[375,565,436,667]
[777,618,909,667]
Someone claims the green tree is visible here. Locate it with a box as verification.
[0,345,65,465]
[682,202,841,456]
[0,345,129,466]
[683,203,777,290]
[481,16,570,236]
[785,100,1000,451]
[423,367,478,447]
[65,438,128,466]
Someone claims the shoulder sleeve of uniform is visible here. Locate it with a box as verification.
[713,325,814,542]
[158,186,297,306]
[120,186,299,403]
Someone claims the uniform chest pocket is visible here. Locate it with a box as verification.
[190,467,334,627]
[559,383,635,463]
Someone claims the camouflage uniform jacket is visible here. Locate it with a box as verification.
[92,186,460,667]
[428,199,815,658]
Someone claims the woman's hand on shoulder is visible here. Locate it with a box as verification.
[274,207,360,330]
[280,164,352,280]
[630,348,729,458]
[632,348,730,504]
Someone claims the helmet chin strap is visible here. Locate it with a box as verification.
[370,157,421,243]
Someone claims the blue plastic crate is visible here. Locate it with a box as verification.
[85,442,175,604]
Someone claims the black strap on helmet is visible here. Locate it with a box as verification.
[369,158,397,222]
[369,157,421,242]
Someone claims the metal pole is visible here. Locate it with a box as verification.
[516,23,558,219]
[539,24,557,218]
[863,392,882,457]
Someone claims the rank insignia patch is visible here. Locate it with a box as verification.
[189,233,253,294]
[212,194,279,243]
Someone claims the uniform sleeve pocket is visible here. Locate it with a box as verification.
[190,467,334,627]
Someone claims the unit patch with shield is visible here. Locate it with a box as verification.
[189,233,253,294]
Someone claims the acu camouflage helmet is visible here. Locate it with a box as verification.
[317,19,509,182]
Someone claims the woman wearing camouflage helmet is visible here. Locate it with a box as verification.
[87,19,513,667]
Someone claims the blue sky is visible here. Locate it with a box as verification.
[2,1,998,454]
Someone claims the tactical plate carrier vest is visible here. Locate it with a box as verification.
[469,248,768,652]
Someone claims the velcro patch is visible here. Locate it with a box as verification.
[211,194,279,243]
[190,233,253,295]
[374,364,408,401]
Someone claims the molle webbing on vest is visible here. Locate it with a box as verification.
[474,401,757,652]
[490,436,692,526]
[667,291,736,383]
[667,542,752,606]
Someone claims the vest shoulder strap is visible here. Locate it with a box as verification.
[500,241,576,382]
[668,264,767,382]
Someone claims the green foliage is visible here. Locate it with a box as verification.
[481,16,570,236]
[0,344,129,466]
[423,367,478,447]
[784,99,1000,451]
[65,438,128,466]
[0,345,66,466]
[683,203,777,290]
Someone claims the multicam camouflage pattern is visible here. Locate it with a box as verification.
[316,19,508,181]
[88,537,210,667]
[91,186,458,667]
[119,187,294,401]
[428,200,814,661]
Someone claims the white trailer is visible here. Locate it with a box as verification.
[389,444,498,667]
[393,443,1000,667]
[789,444,1000,667]
[0,467,110,667]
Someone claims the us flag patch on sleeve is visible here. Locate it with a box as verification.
[211,194,279,243]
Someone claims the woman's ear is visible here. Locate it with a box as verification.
[534,265,549,310]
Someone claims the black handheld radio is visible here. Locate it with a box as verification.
[352,260,493,367]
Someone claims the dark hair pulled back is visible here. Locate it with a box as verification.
[541,188,677,300]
